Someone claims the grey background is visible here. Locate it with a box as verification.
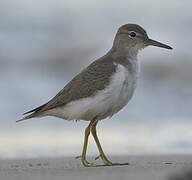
[1,0,192,158]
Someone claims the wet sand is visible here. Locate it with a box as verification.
[0,155,192,180]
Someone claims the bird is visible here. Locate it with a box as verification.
[17,24,172,167]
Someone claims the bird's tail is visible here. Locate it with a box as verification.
[17,104,46,123]
[16,113,38,123]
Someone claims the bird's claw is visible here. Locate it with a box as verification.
[75,155,97,167]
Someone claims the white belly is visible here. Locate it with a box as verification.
[47,63,138,121]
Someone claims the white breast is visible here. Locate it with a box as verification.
[47,63,139,121]
[109,63,138,116]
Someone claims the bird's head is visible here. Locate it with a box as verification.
[112,24,172,56]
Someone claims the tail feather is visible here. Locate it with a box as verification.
[17,104,46,123]
[23,104,46,115]
[16,113,39,123]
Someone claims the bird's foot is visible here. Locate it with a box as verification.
[75,155,97,167]
[95,154,129,166]
[75,155,129,167]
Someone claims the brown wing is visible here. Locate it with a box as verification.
[31,56,116,114]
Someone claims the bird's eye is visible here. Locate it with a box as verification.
[129,31,136,37]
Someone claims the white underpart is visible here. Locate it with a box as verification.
[47,62,139,121]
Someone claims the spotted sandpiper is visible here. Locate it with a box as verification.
[17,24,172,167]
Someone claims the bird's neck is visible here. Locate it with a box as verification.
[108,47,138,65]
[105,48,139,76]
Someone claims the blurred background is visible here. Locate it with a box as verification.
[1,0,192,159]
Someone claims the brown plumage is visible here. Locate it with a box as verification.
[18,54,116,121]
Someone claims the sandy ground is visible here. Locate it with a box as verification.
[0,155,192,180]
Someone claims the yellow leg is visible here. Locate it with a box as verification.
[91,122,129,166]
[77,121,97,167]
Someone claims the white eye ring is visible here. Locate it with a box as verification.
[129,31,136,37]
